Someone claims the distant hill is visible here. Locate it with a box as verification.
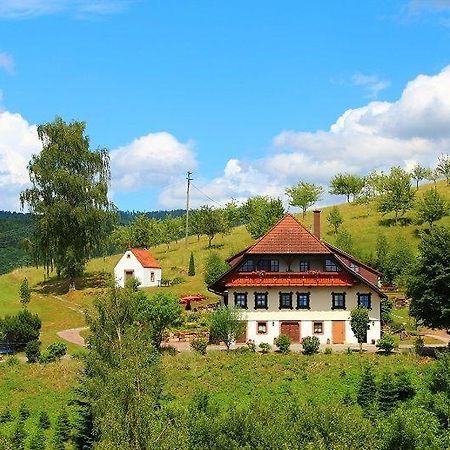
[0,208,186,275]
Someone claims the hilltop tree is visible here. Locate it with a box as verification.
[286,182,323,218]
[411,163,432,190]
[198,205,229,248]
[350,307,370,353]
[327,206,343,234]
[416,188,448,227]
[377,167,415,224]
[20,117,116,289]
[436,153,450,184]
[159,215,182,249]
[408,226,450,330]
[241,196,285,239]
[189,209,204,241]
[223,199,242,228]
[19,278,31,307]
[329,173,365,202]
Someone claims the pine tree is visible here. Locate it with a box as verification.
[29,427,46,450]
[11,419,27,450]
[378,372,398,412]
[188,252,195,276]
[38,411,51,430]
[395,370,415,402]
[357,365,377,409]
[19,278,31,307]
[53,410,71,446]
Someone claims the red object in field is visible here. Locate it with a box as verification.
[180,294,206,310]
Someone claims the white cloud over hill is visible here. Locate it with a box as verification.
[159,65,450,208]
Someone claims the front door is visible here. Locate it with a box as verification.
[124,270,134,282]
[280,321,300,343]
[236,321,247,343]
[332,321,346,344]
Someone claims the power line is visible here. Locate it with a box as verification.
[185,171,193,247]
[191,183,223,206]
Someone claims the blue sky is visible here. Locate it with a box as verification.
[1,0,450,211]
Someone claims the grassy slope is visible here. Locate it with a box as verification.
[0,181,448,345]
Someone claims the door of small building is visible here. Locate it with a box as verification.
[124,270,134,282]
[280,321,300,343]
[332,321,345,344]
[236,321,247,343]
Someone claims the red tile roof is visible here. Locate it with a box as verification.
[130,248,161,268]
[225,271,355,287]
[247,214,330,254]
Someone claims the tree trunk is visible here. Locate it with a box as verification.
[347,194,350,203]
[359,342,363,353]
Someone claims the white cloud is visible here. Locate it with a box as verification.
[110,131,197,192]
[0,111,41,210]
[0,0,130,19]
[351,72,390,98]
[159,65,450,209]
[0,52,14,74]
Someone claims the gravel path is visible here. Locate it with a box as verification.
[57,327,88,347]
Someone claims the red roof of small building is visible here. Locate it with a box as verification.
[130,248,161,269]
[247,214,330,254]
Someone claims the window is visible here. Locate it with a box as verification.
[256,259,279,272]
[325,259,341,272]
[357,293,372,309]
[349,262,359,273]
[254,292,268,310]
[279,292,293,310]
[299,260,310,272]
[332,292,346,310]
[257,322,268,334]
[126,253,131,258]
[234,292,248,309]
[150,272,155,282]
[296,292,310,309]
[239,259,254,272]
[313,321,323,334]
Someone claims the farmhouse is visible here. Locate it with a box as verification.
[114,248,162,288]
[209,212,384,346]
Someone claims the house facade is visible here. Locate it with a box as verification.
[209,212,384,346]
[114,248,162,288]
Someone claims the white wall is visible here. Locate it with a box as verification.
[228,285,381,346]
[114,251,162,288]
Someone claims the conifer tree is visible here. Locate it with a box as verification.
[188,252,195,276]
[38,411,51,430]
[11,419,27,450]
[378,372,398,412]
[19,278,31,308]
[53,410,71,447]
[357,365,377,409]
[395,370,415,402]
[29,427,46,450]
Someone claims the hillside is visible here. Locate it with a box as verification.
[0,180,448,347]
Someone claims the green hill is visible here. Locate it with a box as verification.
[0,180,448,347]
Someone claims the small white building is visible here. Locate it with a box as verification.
[114,248,162,288]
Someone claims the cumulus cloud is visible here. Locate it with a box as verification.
[159,65,450,209]
[0,111,41,210]
[351,72,390,98]
[0,0,130,19]
[0,52,14,74]
[110,131,197,192]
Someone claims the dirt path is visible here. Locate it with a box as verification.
[57,327,88,347]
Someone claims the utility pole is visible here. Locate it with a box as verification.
[185,171,193,246]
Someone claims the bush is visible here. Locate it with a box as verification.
[25,340,40,363]
[302,336,320,355]
[18,403,30,421]
[54,410,71,445]
[6,355,19,366]
[40,342,67,363]
[376,334,396,354]
[259,342,271,354]
[204,252,229,286]
[414,336,425,355]
[71,348,88,360]
[11,419,26,450]
[395,370,415,401]
[246,340,256,352]
[38,411,51,430]
[0,407,12,424]
[190,337,208,355]
[0,309,41,351]
[275,334,291,354]
[29,427,46,450]
[324,347,333,355]
[171,276,185,285]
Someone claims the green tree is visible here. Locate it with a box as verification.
[383,235,414,286]
[395,370,415,402]
[327,206,343,234]
[357,365,377,410]
[380,297,394,325]
[428,352,450,427]
[198,205,229,248]
[138,292,182,350]
[20,117,116,289]
[189,209,204,241]
[188,252,196,276]
[209,306,245,349]
[223,199,242,228]
[408,226,450,329]
[416,187,448,227]
[335,228,353,254]
[204,252,229,286]
[375,233,389,273]
[0,309,41,351]
[11,419,26,450]
[411,163,432,190]
[29,427,46,450]
[54,410,71,444]
[241,196,285,238]
[350,307,370,352]
[38,411,51,430]
[378,372,398,412]
[285,182,323,218]
[377,167,415,224]
[19,278,31,307]
[25,340,40,363]
[329,173,365,202]
[436,153,450,184]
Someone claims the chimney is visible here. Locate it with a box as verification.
[313,210,321,240]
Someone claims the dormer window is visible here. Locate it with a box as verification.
[299,260,310,272]
[325,259,340,272]
[349,263,359,273]
[239,259,254,272]
[257,259,279,272]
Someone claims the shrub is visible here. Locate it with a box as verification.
[259,342,271,354]
[376,334,396,354]
[71,348,88,360]
[302,336,320,355]
[25,340,40,363]
[378,372,398,412]
[275,334,291,354]
[0,309,41,351]
[209,306,245,350]
[11,419,26,450]
[204,252,228,286]
[357,365,377,409]
[246,340,256,352]
[395,370,415,401]
[29,427,46,450]
[6,355,19,366]
[324,347,333,355]
[414,336,425,355]
[38,411,51,430]
[0,407,12,424]
[171,276,185,285]
[40,342,67,363]
[18,403,30,421]
[54,410,71,445]
[190,337,208,355]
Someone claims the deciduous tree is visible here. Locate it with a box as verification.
[285,182,323,218]
[241,196,285,238]
[329,173,365,202]
[198,205,229,248]
[327,206,343,234]
[350,307,370,353]
[436,153,450,185]
[411,163,432,190]
[209,306,245,349]
[416,187,448,227]
[204,252,229,286]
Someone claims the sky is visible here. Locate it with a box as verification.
[1,0,450,212]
